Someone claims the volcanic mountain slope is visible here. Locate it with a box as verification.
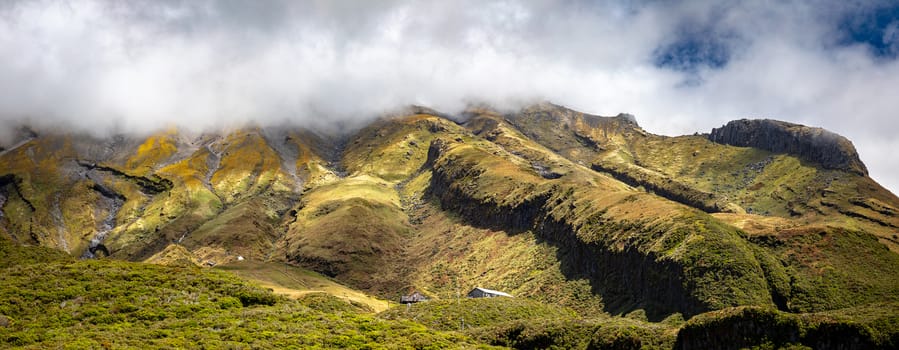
[2,103,899,324]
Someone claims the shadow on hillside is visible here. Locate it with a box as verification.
[426,179,705,322]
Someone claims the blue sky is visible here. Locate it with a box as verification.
[654,1,899,71]
[0,0,898,193]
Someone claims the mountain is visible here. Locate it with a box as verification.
[2,103,898,348]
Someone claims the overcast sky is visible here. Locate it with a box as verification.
[1,0,897,193]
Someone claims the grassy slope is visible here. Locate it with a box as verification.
[497,105,899,313]
[0,238,491,349]
[0,136,102,253]
[295,115,613,317]
[379,298,577,331]
[503,104,899,238]
[280,115,474,297]
[446,113,775,318]
[2,106,899,348]
[281,175,412,295]
[676,304,899,349]
[281,109,899,319]
[217,260,391,313]
[4,237,893,349]
[402,183,607,316]
[616,129,899,312]
[107,129,305,263]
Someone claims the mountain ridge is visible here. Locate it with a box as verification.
[2,103,898,346]
[710,118,868,175]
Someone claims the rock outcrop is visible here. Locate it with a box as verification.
[709,119,867,175]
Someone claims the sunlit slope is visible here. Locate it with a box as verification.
[216,260,390,313]
[496,103,899,313]
[0,128,324,263]
[504,103,899,244]
[0,133,151,255]
[278,115,465,295]
[2,103,898,326]
[3,235,894,349]
[0,237,486,349]
[425,127,773,318]
[101,129,298,262]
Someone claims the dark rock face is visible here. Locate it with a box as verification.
[76,161,174,195]
[709,119,867,175]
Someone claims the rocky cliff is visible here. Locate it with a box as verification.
[709,119,868,175]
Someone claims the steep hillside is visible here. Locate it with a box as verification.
[2,103,899,348]
[0,237,486,349]
[491,103,899,313]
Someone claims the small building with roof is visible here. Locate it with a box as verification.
[467,287,513,298]
[400,291,429,304]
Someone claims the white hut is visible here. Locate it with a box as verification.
[467,287,513,298]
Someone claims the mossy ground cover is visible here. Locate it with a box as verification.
[470,316,678,350]
[282,175,411,295]
[217,261,390,313]
[767,226,899,312]
[0,240,493,349]
[676,305,899,349]
[427,133,775,316]
[125,130,179,176]
[380,297,678,349]
[403,200,607,316]
[0,136,95,250]
[379,298,576,331]
[4,109,899,349]
[343,114,463,183]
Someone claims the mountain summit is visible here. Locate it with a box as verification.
[2,103,898,348]
[710,119,868,175]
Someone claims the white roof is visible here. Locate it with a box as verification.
[472,287,513,297]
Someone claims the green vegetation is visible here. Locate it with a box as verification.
[765,226,899,312]
[217,261,389,313]
[471,317,677,350]
[3,238,891,349]
[0,237,72,268]
[125,130,179,176]
[3,104,899,348]
[0,240,491,349]
[479,105,899,314]
[427,133,773,317]
[379,296,677,349]
[282,177,411,295]
[380,298,576,331]
[180,195,288,260]
[404,203,607,316]
[676,305,899,349]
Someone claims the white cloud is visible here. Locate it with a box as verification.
[0,0,897,193]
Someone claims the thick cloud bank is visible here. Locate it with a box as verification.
[1,0,898,192]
